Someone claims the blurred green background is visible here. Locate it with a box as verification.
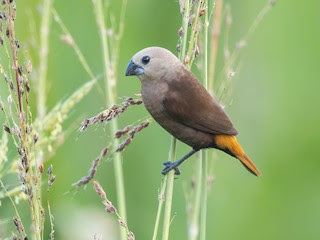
[1,0,320,239]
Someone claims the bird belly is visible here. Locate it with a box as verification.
[158,118,213,149]
[143,98,211,149]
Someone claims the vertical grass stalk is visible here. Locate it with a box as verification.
[189,152,202,240]
[200,151,208,240]
[5,1,42,239]
[199,4,209,240]
[160,0,190,239]
[0,179,27,239]
[208,0,223,92]
[161,137,176,240]
[38,1,54,238]
[38,0,53,118]
[152,178,167,240]
[93,1,127,239]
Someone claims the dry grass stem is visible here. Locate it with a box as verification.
[0,1,99,238]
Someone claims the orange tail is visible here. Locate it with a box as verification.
[214,135,261,176]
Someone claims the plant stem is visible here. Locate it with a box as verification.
[185,2,209,240]
[47,184,54,239]
[111,127,127,240]
[52,9,104,97]
[186,0,205,67]
[94,0,115,104]
[53,13,127,239]
[217,1,274,100]
[113,0,128,74]
[53,8,94,79]
[0,179,27,240]
[6,2,41,239]
[31,186,42,240]
[208,0,223,92]
[160,0,191,238]
[189,152,202,240]
[94,1,127,239]
[38,1,54,238]
[6,1,23,115]
[179,0,190,61]
[200,151,208,240]
[200,5,209,240]
[162,137,176,240]
[204,4,209,90]
[152,176,167,240]
[38,0,53,118]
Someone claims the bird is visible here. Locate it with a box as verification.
[125,47,261,176]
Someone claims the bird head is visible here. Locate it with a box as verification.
[125,47,181,82]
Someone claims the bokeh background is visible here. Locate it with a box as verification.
[1,0,320,239]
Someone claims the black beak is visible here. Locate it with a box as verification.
[125,59,144,76]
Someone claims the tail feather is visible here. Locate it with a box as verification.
[214,135,261,176]
[237,153,261,176]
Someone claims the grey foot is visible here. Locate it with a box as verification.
[162,161,181,175]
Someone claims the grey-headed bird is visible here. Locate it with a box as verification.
[125,47,260,176]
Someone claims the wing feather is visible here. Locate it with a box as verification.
[162,68,237,136]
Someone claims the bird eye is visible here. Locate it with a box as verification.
[141,56,150,65]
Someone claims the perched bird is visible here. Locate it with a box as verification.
[125,47,260,176]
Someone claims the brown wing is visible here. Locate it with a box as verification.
[162,67,237,136]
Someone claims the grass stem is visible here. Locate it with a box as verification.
[179,0,190,61]
[200,151,208,240]
[38,0,53,118]
[0,179,27,239]
[159,0,191,238]
[161,137,176,240]
[208,0,223,92]
[199,4,209,240]
[189,152,202,240]
[93,1,127,239]
[152,178,167,240]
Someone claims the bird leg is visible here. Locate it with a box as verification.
[162,148,199,175]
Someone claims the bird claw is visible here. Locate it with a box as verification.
[162,161,181,175]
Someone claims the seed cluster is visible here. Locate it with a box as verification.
[115,125,131,138]
[47,165,56,186]
[116,120,151,152]
[13,216,27,240]
[0,1,37,230]
[72,147,108,187]
[79,97,143,132]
